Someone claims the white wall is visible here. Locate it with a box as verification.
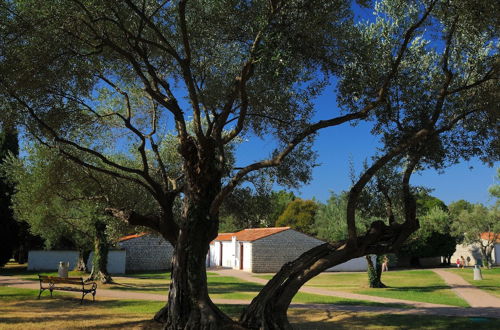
[494,243,499,265]
[451,242,483,266]
[242,242,252,271]
[325,256,373,272]
[86,250,126,274]
[27,250,78,271]
[208,243,217,267]
[221,241,235,268]
[28,250,126,273]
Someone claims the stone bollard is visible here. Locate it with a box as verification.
[473,264,483,280]
[58,261,69,278]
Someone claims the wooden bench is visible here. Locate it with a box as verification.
[38,275,97,304]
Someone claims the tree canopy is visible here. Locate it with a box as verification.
[450,174,500,268]
[0,127,18,266]
[0,0,498,328]
[275,198,317,234]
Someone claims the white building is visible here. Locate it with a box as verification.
[207,227,372,273]
[450,233,500,266]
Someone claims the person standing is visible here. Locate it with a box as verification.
[461,256,466,269]
[382,255,389,272]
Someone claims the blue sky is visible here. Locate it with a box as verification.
[234,89,498,207]
[232,2,498,207]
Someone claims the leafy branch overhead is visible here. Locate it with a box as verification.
[0,0,498,328]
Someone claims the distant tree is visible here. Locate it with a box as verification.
[219,189,296,232]
[1,0,498,327]
[449,199,475,218]
[398,193,458,265]
[4,146,137,281]
[276,199,317,234]
[269,190,296,225]
[451,203,499,268]
[219,188,273,231]
[315,192,371,242]
[315,191,386,287]
[489,168,500,201]
[0,127,18,267]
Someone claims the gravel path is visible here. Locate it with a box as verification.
[432,268,500,308]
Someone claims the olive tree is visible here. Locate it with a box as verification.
[0,0,498,329]
[3,145,142,282]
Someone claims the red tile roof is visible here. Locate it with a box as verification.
[118,232,147,242]
[480,232,500,243]
[212,227,290,243]
[214,233,235,241]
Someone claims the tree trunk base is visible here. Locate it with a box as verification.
[154,302,244,330]
[369,281,387,288]
[87,270,112,284]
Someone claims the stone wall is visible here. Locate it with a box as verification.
[118,234,174,272]
[250,230,324,273]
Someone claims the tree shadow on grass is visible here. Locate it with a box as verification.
[380,285,451,293]
[290,311,500,330]
[124,271,171,280]
[107,283,168,293]
[207,277,263,295]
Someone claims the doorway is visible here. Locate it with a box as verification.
[239,243,244,270]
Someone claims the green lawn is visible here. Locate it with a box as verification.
[1,263,468,307]
[447,267,500,298]
[1,287,499,330]
[256,269,469,307]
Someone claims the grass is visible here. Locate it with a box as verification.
[1,262,470,307]
[257,269,470,307]
[1,287,499,330]
[447,267,500,298]
[288,309,500,329]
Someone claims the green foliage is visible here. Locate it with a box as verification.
[269,190,296,225]
[219,189,295,232]
[1,144,142,278]
[451,203,499,267]
[0,127,18,266]
[399,194,458,259]
[315,192,350,242]
[450,176,499,268]
[489,168,500,201]
[315,191,372,242]
[276,199,318,234]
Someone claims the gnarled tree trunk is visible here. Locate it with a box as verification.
[154,138,239,329]
[76,248,91,272]
[366,255,386,288]
[240,154,421,329]
[87,220,112,284]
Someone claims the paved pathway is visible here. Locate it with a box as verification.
[432,268,500,308]
[2,273,499,319]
